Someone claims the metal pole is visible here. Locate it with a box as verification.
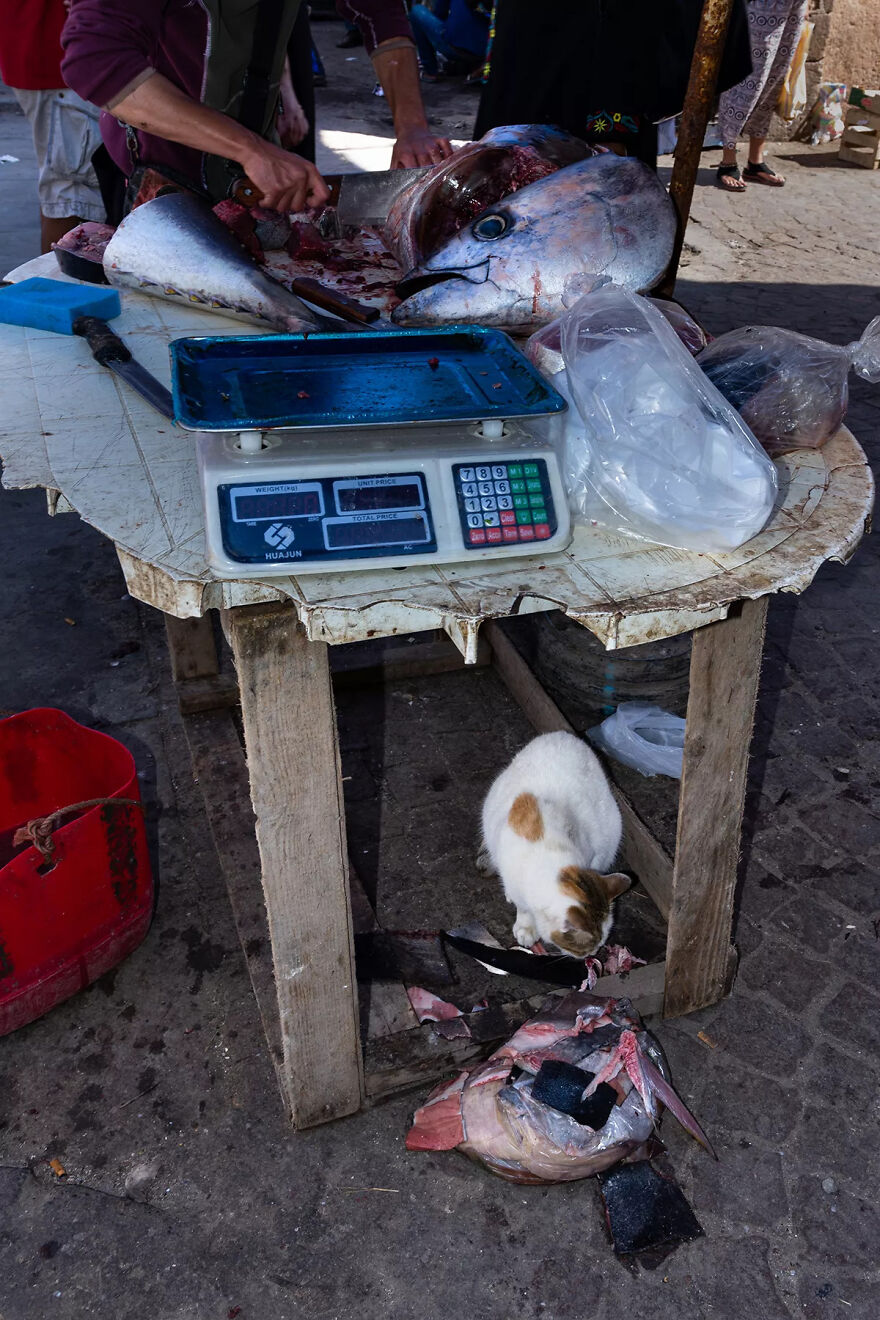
[658,0,737,297]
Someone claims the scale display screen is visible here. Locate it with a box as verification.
[231,482,323,522]
[324,512,430,550]
[334,477,424,514]
[217,471,437,564]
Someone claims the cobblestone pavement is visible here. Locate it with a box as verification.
[1,32,879,1320]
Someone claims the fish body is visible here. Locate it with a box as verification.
[406,991,711,1184]
[102,191,320,333]
[392,154,677,335]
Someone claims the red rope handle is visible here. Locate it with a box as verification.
[12,798,142,863]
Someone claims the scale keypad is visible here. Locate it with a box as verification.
[454,460,557,548]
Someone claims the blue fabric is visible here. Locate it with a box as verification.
[410,0,487,74]
[444,0,488,55]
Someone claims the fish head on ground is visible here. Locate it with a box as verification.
[392,154,677,335]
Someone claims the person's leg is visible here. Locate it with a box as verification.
[409,5,442,76]
[743,0,808,183]
[13,87,105,252]
[716,0,782,191]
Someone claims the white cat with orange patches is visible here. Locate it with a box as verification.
[480,731,629,956]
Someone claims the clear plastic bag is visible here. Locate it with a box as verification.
[588,702,685,778]
[697,319,880,455]
[558,286,778,553]
[528,295,706,378]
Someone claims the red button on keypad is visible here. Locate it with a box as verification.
[486,527,503,543]
[534,524,551,539]
[499,510,516,526]
[502,527,518,543]
[518,525,535,541]
[469,529,487,545]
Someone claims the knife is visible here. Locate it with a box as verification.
[230,165,430,226]
[72,316,175,421]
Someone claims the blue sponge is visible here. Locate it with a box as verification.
[0,278,121,334]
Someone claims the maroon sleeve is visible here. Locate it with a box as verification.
[336,0,413,55]
[60,0,165,109]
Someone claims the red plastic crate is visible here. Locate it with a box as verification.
[0,708,153,1035]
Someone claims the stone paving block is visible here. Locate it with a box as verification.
[690,1140,789,1229]
[792,1175,880,1270]
[798,1272,880,1319]
[738,935,833,1014]
[700,993,813,1080]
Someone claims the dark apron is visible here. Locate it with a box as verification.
[475,0,752,166]
[121,0,303,214]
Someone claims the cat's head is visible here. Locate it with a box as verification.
[550,865,631,956]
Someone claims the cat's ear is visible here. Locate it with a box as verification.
[596,871,631,900]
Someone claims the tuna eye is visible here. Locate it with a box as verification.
[472,212,510,241]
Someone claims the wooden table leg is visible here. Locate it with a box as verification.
[224,604,363,1127]
[164,615,220,680]
[663,597,769,1018]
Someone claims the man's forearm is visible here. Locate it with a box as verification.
[371,41,429,134]
[110,71,264,171]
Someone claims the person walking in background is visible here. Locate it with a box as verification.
[409,0,490,82]
[0,0,105,251]
[717,0,809,191]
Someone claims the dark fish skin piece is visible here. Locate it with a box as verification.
[598,1160,703,1256]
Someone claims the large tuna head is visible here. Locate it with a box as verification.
[392,154,676,335]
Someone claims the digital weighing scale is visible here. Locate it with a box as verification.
[170,327,571,577]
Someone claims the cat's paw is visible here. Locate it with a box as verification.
[513,914,538,949]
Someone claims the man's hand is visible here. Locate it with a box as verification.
[239,140,329,212]
[391,126,453,168]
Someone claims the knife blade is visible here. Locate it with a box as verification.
[326,166,430,226]
[230,166,430,226]
[72,316,175,420]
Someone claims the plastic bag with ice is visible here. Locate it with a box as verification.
[558,286,778,553]
[696,319,880,455]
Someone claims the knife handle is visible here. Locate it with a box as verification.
[72,316,132,366]
[230,175,262,207]
[289,277,380,325]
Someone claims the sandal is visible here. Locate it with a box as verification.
[743,160,785,186]
[716,164,746,192]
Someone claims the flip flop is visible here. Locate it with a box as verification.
[743,161,785,186]
[716,164,746,192]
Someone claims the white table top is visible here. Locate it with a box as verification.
[1,259,873,657]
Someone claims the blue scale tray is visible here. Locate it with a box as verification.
[170,326,565,431]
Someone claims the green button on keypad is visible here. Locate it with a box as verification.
[507,464,523,479]
[523,463,540,477]
[531,507,547,524]
[513,494,529,509]
[526,478,542,493]
[516,509,533,525]
[510,479,526,494]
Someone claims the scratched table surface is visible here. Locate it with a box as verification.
[1,257,874,657]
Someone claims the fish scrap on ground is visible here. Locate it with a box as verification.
[406,990,713,1184]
